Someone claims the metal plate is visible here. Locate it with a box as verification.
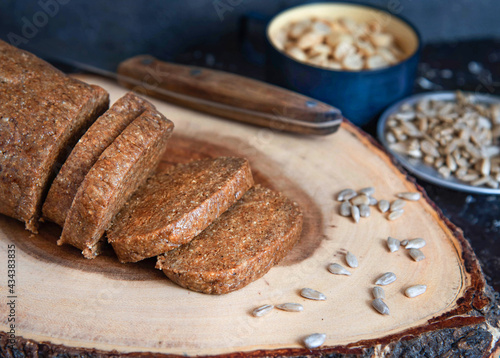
[377,91,500,195]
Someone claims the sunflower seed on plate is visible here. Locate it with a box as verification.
[301,288,326,300]
[276,303,304,312]
[328,263,352,275]
[372,298,390,315]
[346,251,359,268]
[397,192,421,201]
[390,199,406,211]
[359,204,370,217]
[373,286,385,299]
[351,205,360,223]
[359,187,375,196]
[337,188,356,201]
[405,238,426,249]
[303,333,326,349]
[375,272,397,286]
[378,199,390,213]
[409,248,425,262]
[340,201,352,216]
[405,284,427,298]
[401,239,409,246]
[351,194,370,206]
[388,209,404,220]
[387,237,400,252]
[252,304,274,317]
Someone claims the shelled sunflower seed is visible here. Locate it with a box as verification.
[388,209,404,221]
[301,288,327,301]
[339,201,352,216]
[405,238,426,249]
[373,286,385,299]
[390,199,406,211]
[328,263,352,276]
[274,17,405,72]
[276,303,304,312]
[345,251,359,268]
[409,248,425,262]
[359,204,371,217]
[378,199,390,213]
[405,284,427,298]
[252,304,274,317]
[385,91,500,189]
[351,205,360,223]
[387,237,401,252]
[375,272,397,286]
[303,333,326,349]
[372,298,390,315]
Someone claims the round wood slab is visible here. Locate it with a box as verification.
[1,76,498,357]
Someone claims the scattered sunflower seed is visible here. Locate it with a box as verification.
[276,303,304,312]
[337,188,356,201]
[359,187,375,196]
[359,204,370,217]
[351,194,370,206]
[301,288,327,301]
[378,199,390,213]
[328,263,352,276]
[390,199,406,211]
[351,205,360,223]
[372,298,390,315]
[388,209,404,220]
[339,201,352,217]
[405,238,426,249]
[397,192,421,201]
[375,272,397,286]
[303,333,326,349]
[401,239,409,246]
[252,304,274,317]
[387,237,401,252]
[409,248,425,262]
[368,196,378,206]
[345,251,359,268]
[405,284,427,298]
[373,286,385,299]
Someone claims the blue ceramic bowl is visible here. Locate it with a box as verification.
[265,2,421,126]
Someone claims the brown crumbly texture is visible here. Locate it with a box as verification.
[156,185,303,294]
[108,157,254,263]
[42,92,153,227]
[58,108,174,258]
[0,40,109,232]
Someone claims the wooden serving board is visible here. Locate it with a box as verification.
[1,75,499,357]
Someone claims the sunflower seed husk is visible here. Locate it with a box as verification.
[372,298,390,315]
[359,204,370,218]
[337,188,356,201]
[387,237,401,252]
[351,194,370,206]
[340,201,352,216]
[301,288,326,300]
[303,333,326,349]
[409,248,425,262]
[276,303,304,312]
[405,238,426,249]
[401,239,409,246]
[405,284,427,298]
[345,251,359,268]
[359,187,375,196]
[397,192,421,201]
[390,199,406,211]
[375,272,397,286]
[328,263,352,276]
[373,286,385,299]
[252,304,274,317]
[351,205,360,223]
[378,199,390,213]
[388,209,404,220]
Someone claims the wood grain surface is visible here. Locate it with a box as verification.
[0,75,498,357]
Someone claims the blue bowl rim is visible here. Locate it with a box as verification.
[265,1,423,74]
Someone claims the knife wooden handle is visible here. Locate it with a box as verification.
[117,55,342,135]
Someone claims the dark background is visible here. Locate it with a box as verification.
[0,0,499,292]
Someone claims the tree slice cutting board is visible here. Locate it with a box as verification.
[1,75,499,357]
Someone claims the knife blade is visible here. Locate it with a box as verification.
[25,47,342,135]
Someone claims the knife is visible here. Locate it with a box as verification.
[27,48,342,135]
